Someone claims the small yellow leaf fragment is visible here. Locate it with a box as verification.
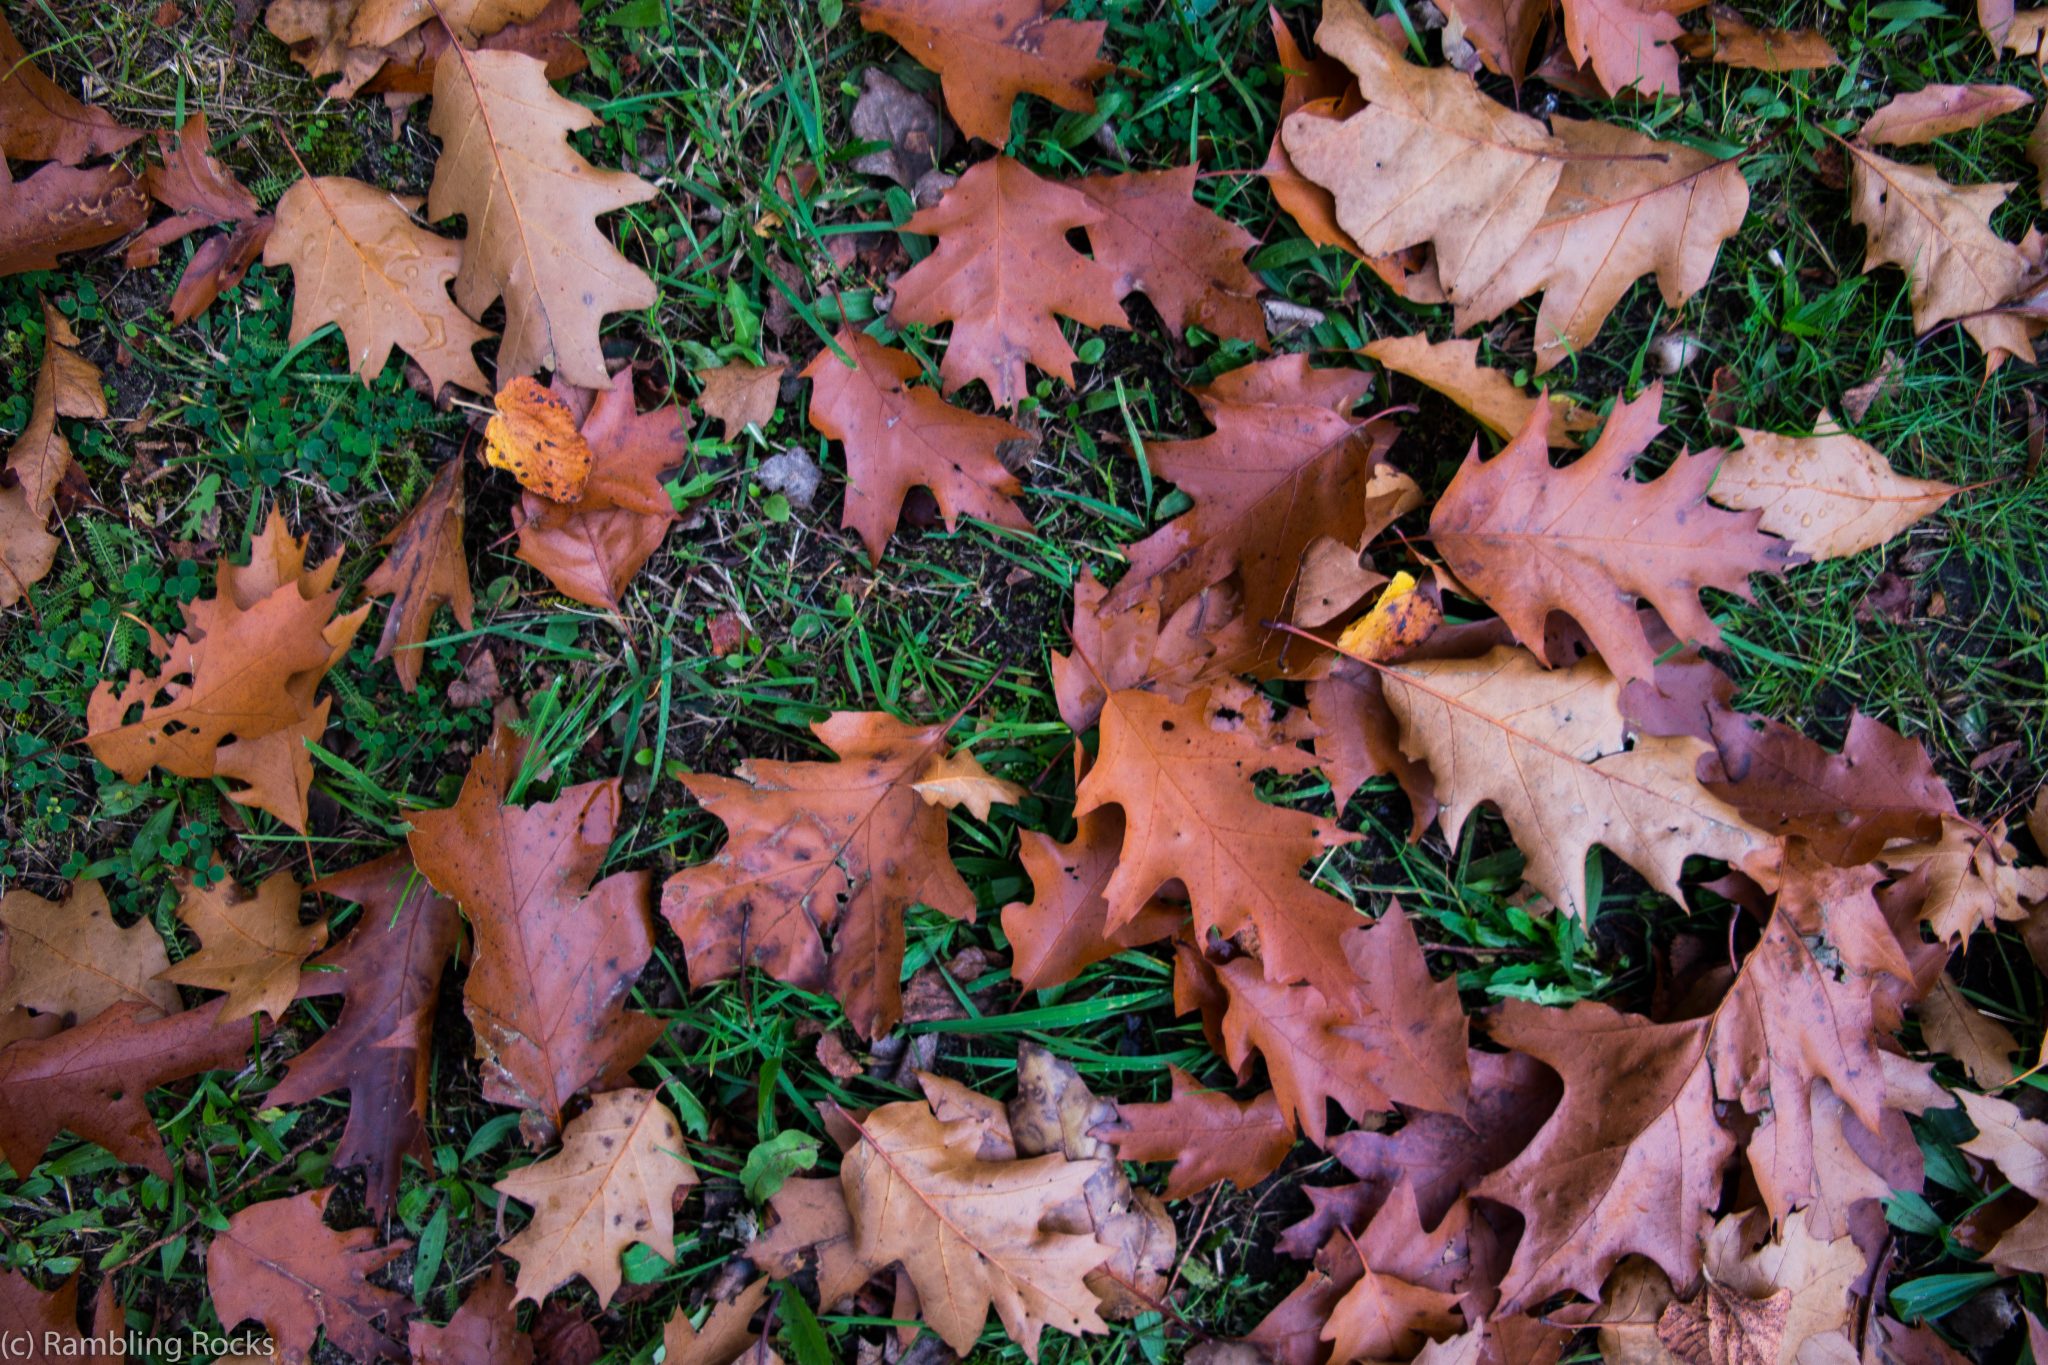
[1336,571,1441,663]
[913,749,1026,821]
[485,376,593,503]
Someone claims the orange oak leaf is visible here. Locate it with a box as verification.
[1334,904,1470,1118]
[2,300,106,607]
[1048,568,1235,734]
[426,49,656,388]
[0,12,141,164]
[696,360,784,440]
[363,459,473,692]
[0,999,256,1177]
[409,1265,533,1365]
[660,712,977,1039]
[495,1088,697,1306]
[891,156,1129,408]
[1434,0,1553,84]
[1214,958,1394,1148]
[662,1278,773,1365]
[85,509,370,832]
[124,113,261,262]
[157,868,325,1024]
[208,1187,413,1364]
[514,370,687,610]
[1000,806,1187,993]
[264,175,494,397]
[407,719,662,1142]
[1074,166,1266,347]
[0,1269,122,1365]
[802,327,1034,564]
[0,162,149,279]
[0,879,178,1021]
[839,1097,1112,1360]
[1096,1065,1294,1200]
[1074,684,1365,1005]
[362,0,591,99]
[487,375,594,502]
[269,851,462,1217]
[1103,354,1402,661]
[349,0,551,48]
[1429,384,1793,685]
[857,0,1109,146]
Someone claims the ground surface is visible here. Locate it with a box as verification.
[2,0,2047,1361]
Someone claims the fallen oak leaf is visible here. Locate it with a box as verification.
[0,11,142,164]
[1958,1089,2048,1273]
[124,113,261,266]
[1448,116,1750,375]
[0,999,257,1177]
[1674,6,1839,70]
[802,327,1034,565]
[2,299,107,606]
[1095,1065,1295,1200]
[1558,0,1704,97]
[1861,83,2034,147]
[911,747,1026,821]
[1334,571,1442,664]
[856,0,1109,146]
[349,0,550,48]
[0,1269,123,1365]
[362,459,473,693]
[1842,139,2038,369]
[1380,646,1777,922]
[427,49,656,388]
[0,879,179,1021]
[268,850,462,1217]
[157,868,324,1025]
[1709,413,1957,561]
[85,508,370,832]
[0,161,149,279]
[1000,806,1187,993]
[264,175,493,397]
[662,1278,774,1365]
[1362,334,1596,446]
[1075,166,1267,348]
[1428,383,1794,687]
[409,1265,533,1365]
[660,712,976,1039]
[208,1186,413,1364]
[362,0,589,97]
[838,1096,1113,1360]
[1919,970,2019,1088]
[495,1088,696,1306]
[407,717,662,1142]
[697,361,784,440]
[1434,0,1553,87]
[890,157,1129,408]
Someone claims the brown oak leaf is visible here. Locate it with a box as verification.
[426,49,656,387]
[1074,684,1364,1005]
[0,162,149,279]
[363,459,473,692]
[1000,806,1187,993]
[1363,335,1595,446]
[803,327,1034,564]
[661,713,976,1039]
[0,999,256,1177]
[265,175,493,396]
[0,879,178,1022]
[0,12,141,164]
[1429,384,1794,685]
[495,1088,697,1306]
[407,719,662,1142]
[1674,8,1840,70]
[1215,957,1394,1148]
[409,1265,534,1365]
[269,851,462,1216]
[856,0,1109,146]
[1095,1065,1294,1200]
[1558,0,1706,96]
[1958,1089,2048,1272]
[0,1269,122,1365]
[2,300,106,606]
[158,868,325,1024]
[1862,83,2034,146]
[208,1187,413,1364]
[349,0,550,48]
[697,361,784,440]
[891,156,1129,408]
[839,1096,1112,1359]
[1075,166,1266,347]
[1710,414,1956,562]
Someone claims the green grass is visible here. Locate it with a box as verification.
[2,0,2047,1359]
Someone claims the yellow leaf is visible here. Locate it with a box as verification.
[485,376,593,503]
